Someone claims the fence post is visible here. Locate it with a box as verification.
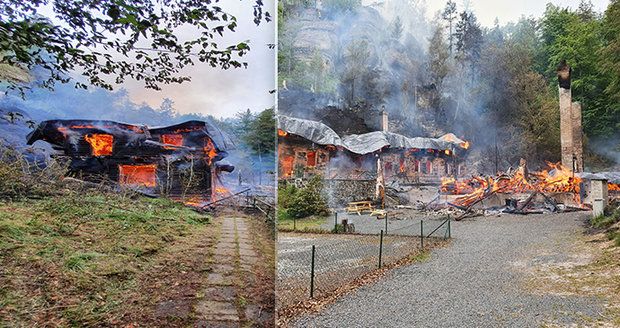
[448,217,451,239]
[384,214,388,235]
[334,212,338,233]
[310,245,315,298]
[379,230,384,268]
[293,217,297,231]
[420,220,424,249]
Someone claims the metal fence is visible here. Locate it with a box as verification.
[277,217,451,309]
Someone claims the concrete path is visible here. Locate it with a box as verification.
[293,212,607,327]
[195,217,264,327]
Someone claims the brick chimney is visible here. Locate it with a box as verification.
[381,106,388,132]
[557,60,583,172]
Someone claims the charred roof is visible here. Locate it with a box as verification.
[26,119,235,153]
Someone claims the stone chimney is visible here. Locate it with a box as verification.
[381,106,388,132]
[557,60,583,172]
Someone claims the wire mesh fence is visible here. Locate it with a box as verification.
[276,217,450,309]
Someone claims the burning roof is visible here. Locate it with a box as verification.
[26,119,235,153]
[278,115,466,155]
[26,119,235,200]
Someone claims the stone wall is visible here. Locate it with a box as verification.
[323,179,375,207]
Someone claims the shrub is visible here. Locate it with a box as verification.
[278,176,329,219]
[288,176,329,218]
[0,143,67,200]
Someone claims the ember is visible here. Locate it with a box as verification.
[84,134,113,156]
[161,134,183,149]
[118,164,157,187]
[442,162,582,208]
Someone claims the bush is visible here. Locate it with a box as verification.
[0,143,67,200]
[591,205,620,229]
[278,176,329,219]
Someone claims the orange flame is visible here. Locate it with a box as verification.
[118,164,157,187]
[204,138,218,165]
[84,134,113,156]
[278,129,288,137]
[161,134,183,149]
[442,162,583,207]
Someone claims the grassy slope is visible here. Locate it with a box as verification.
[0,192,215,326]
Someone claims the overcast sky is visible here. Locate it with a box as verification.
[425,0,610,27]
[121,1,276,118]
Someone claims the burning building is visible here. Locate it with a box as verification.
[277,115,469,184]
[26,120,234,200]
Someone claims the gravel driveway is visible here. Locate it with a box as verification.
[293,212,606,327]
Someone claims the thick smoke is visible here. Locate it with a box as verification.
[279,1,457,139]
[279,0,561,174]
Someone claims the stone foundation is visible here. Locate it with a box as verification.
[324,179,375,206]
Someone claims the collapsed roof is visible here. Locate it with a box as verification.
[26,119,235,152]
[278,115,462,155]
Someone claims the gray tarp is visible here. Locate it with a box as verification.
[342,132,454,155]
[278,115,458,155]
[277,115,343,146]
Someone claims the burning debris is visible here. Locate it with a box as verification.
[439,160,620,219]
[26,119,235,202]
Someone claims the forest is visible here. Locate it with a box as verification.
[278,0,620,172]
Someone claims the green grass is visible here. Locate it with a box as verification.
[0,191,211,326]
[409,250,431,262]
[277,215,328,231]
[591,206,620,247]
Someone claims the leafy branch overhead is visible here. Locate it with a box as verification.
[0,0,271,95]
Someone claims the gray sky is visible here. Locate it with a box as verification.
[425,0,610,27]
[37,1,275,119]
[122,1,276,118]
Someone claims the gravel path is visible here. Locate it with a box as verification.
[293,212,606,327]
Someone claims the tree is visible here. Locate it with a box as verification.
[234,109,255,139]
[454,11,483,81]
[0,0,271,96]
[323,0,361,13]
[600,0,620,104]
[244,108,275,156]
[340,40,371,106]
[428,26,450,89]
[390,16,404,40]
[442,0,458,54]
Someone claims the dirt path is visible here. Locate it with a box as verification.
[292,212,610,327]
[195,217,267,327]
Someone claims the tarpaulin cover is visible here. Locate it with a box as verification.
[342,132,454,155]
[278,115,458,155]
[277,115,343,146]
